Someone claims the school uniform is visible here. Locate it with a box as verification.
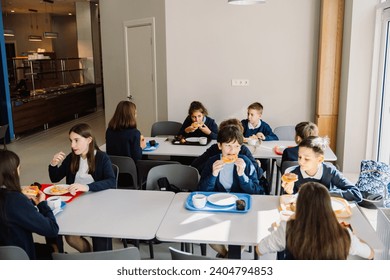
[178,116,218,140]
[198,154,264,194]
[285,162,363,202]
[105,127,143,162]
[241,119,278,140]
[0,191,59,259]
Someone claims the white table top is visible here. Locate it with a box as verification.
[100,138,337,161]
[56,189,175,240]
[156,193,383,258]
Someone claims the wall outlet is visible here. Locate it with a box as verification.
[231,79,249,86]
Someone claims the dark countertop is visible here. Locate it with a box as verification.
[11,83,95,106]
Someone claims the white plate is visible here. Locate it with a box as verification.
[207,193,238,206]
[185,137,200,143]
[43,184,70,195]
[331,198,346,211]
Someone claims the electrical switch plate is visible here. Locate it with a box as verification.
[231,79,249,86]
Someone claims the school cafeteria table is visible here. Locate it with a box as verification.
[100,138,337,161]
[56,189,175,240]
[156,193,384,259]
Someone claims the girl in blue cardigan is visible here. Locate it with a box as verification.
[49,123,116,252]
[0,150,59,259]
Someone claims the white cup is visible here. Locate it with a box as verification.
[47,196,62,210]
[192,194,207,209]
[248,138,258,146]
[199,137,207,145]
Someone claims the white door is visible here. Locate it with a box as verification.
[124,18,157,136]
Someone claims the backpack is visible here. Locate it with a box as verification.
[356,160,390,207]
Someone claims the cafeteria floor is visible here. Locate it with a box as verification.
[7,109,378,259]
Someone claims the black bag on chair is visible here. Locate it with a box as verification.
[157,177,190,193]
[356,160,390,208]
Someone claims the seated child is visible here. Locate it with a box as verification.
[241,102,278,141]
[197,125,263,194]
[257,182,374,259]
[281,136,362,202]
[178,101,218,140]
[281,121,318,164]
[191,118,268,194]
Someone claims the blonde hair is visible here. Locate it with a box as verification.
[247,102,263,114]
[295,122,319,144]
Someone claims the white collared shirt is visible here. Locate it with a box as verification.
[300,164,323,179]
[248,120,261,130]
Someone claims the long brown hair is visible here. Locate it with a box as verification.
[188,101,208,116]
[0,150,21,226]
[286,182,351,259]
[108,101,137,130]
[69,123,99,174]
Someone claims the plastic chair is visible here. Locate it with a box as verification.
[273,125,295,141]
[169,247,216,260]
[108,155,138,189]
[52,247,141,260]
[0,124,9,150]
[0,246,29,260]
[112,163,119,188]
[275,161,299,195]
[136,159,181,189]
[151,121,182,137]
[145,164,200,191]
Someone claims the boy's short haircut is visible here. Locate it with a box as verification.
[299,136,329,155]
[217,125,244,145]
[247,102,263,114]
[295,122,319,142]
[219,118,244,132]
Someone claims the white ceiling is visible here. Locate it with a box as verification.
[2,0,99,16]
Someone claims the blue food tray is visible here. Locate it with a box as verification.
[185,191,251,213]
[143,141,160,152]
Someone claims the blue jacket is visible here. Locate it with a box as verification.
[48,150,116,191]
[198,154,264,194]
[241,119,278,140]
[0,191,59,259]
[281,146,299,163]
[287,162,362,202]
[178,116,218,140]
[105,127,143,162]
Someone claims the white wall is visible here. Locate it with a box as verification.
[165,0,320,127]
[100,0,167,129]
[338,0,378,173]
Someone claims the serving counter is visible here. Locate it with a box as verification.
[11,83,96,134]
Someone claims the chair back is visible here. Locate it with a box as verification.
[109,155,138,189]
[169,247,216,260]
[136,160,181,189]
[52,247,141,260]
[151,121,182,137]
[273,126,295,141]
[112,163,119,188]
[0,124,9,149]
[146,165,199,191]
[0,246,29,260]
[281,161,299,175]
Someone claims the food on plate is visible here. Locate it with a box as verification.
[236,199,246,211]
[279,195,297,212]
[22,185,39,196]
[222,155,238,164]
[281,173,298,183]
[50,185,69,195]
[180,138,186,144]
[191,122,204,128]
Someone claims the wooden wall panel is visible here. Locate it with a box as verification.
[316,0,345,153]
